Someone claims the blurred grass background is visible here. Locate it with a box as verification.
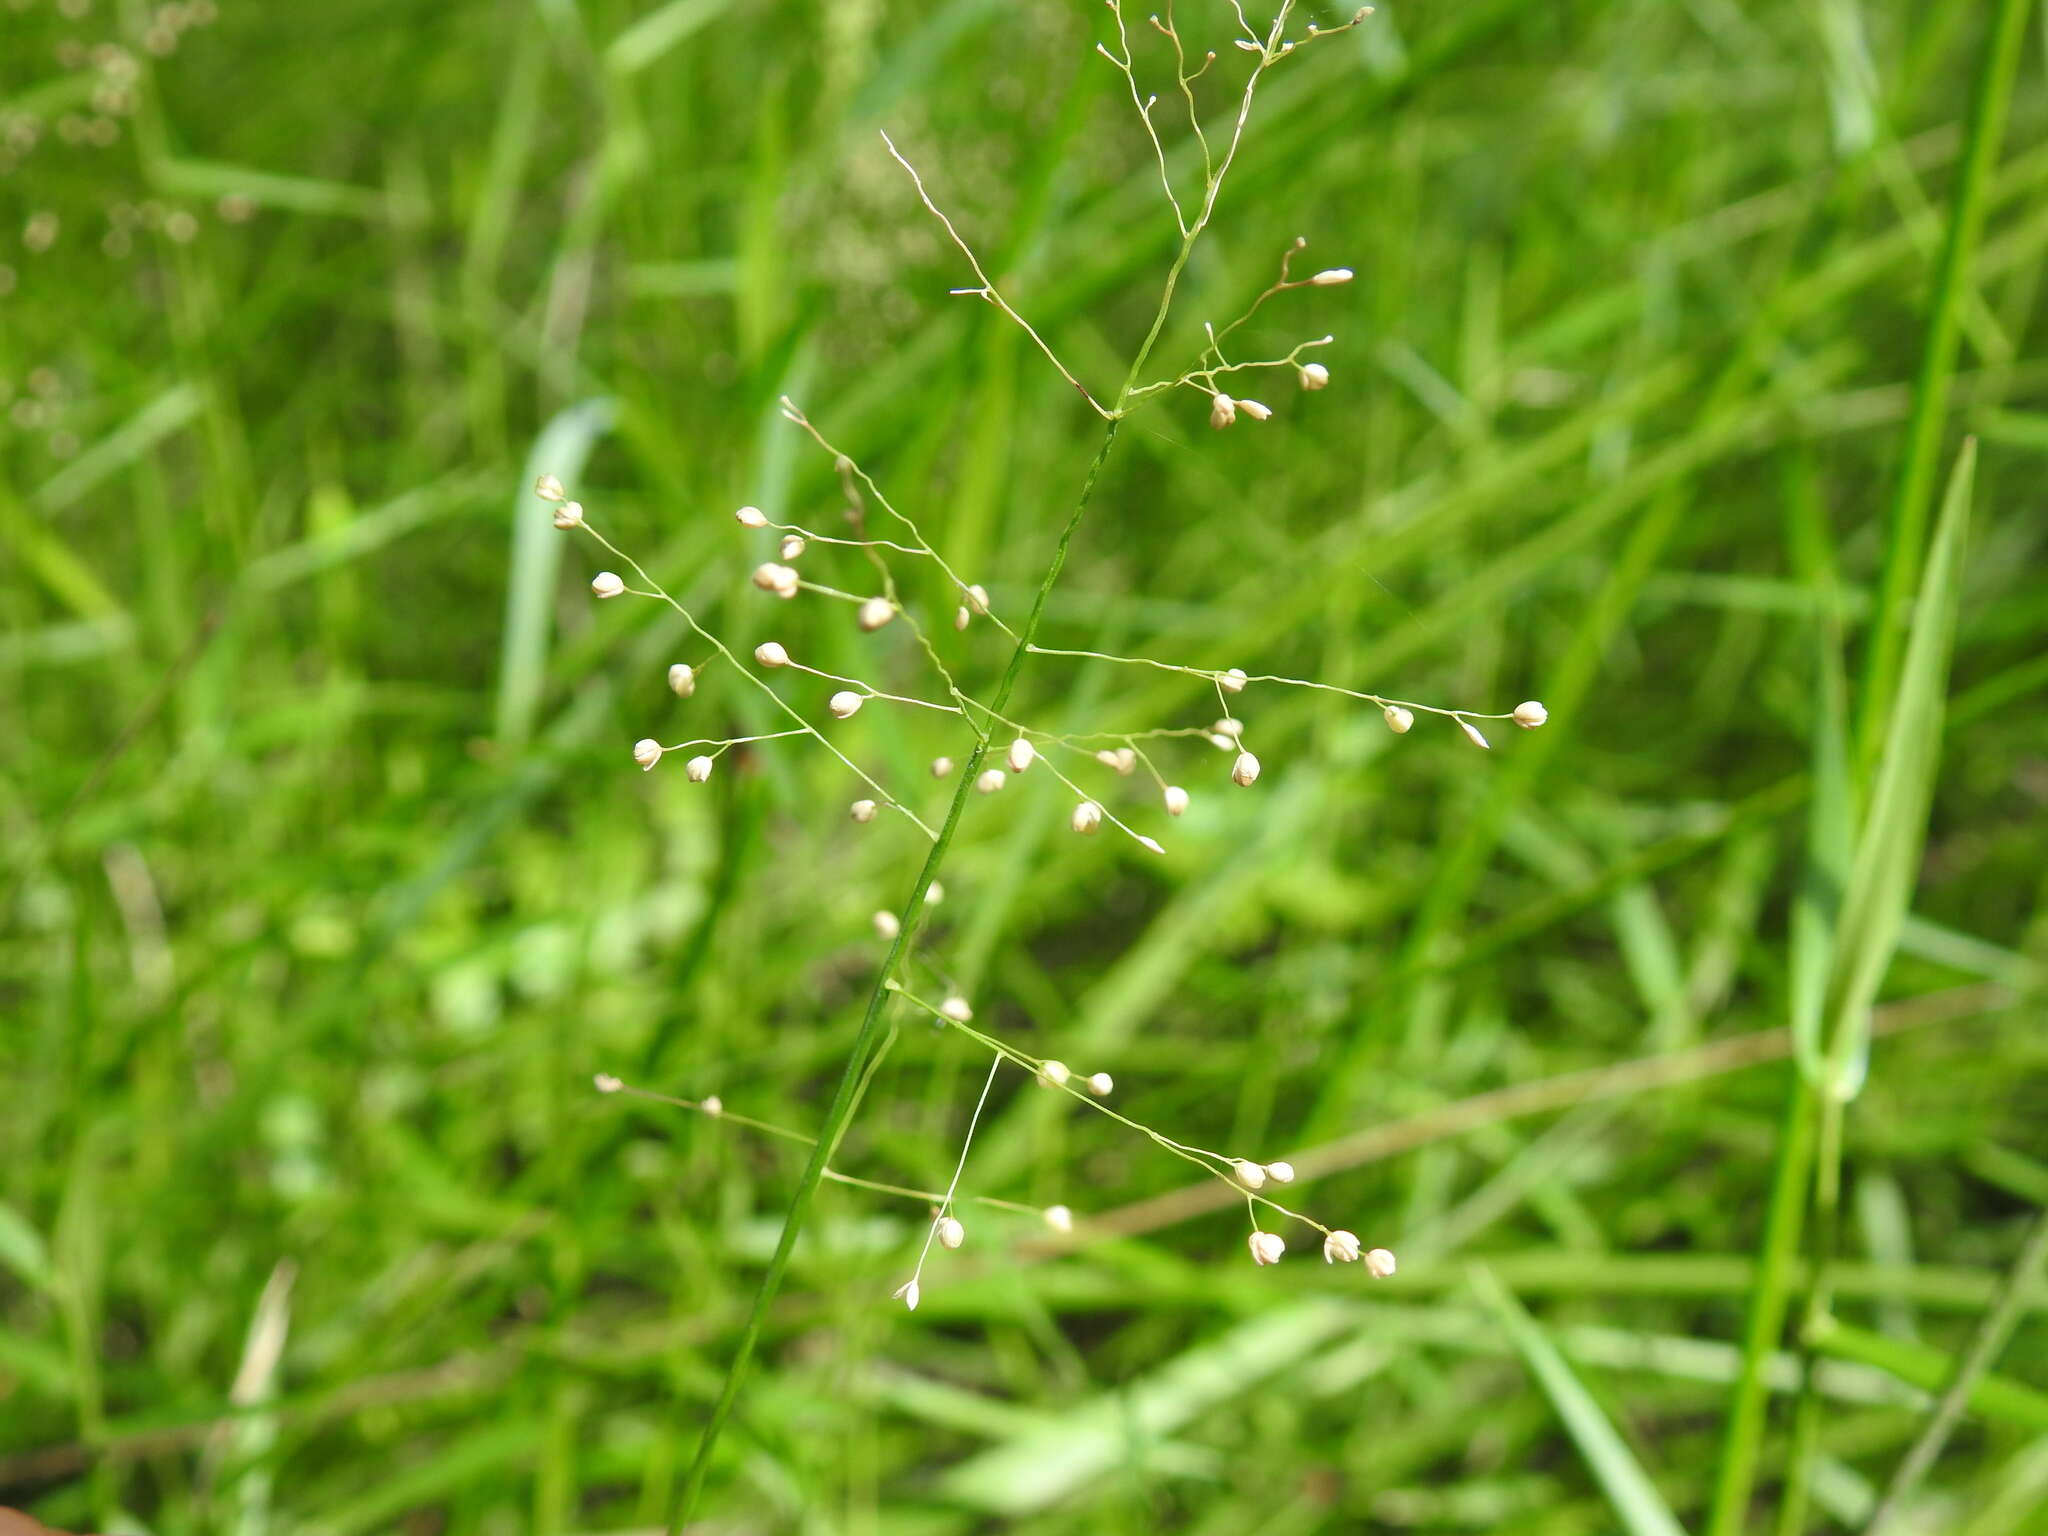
[3,0,2047,1532]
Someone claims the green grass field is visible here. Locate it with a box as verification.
[4,1,2047,1532]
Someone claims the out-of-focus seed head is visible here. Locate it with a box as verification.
[593,1072,622,1094]
[1299,362,1330,391]
[1137,835,1165,855]
[1071,800,1103,835]
[535,474,566,502]
[931,756,954,779]
[1006,738,1036,774]
[668,663,696,697]
[1310,267,1354,286]
[1037,1059,1071,1089]
[1219,667,1249,693]
[1265,1160,1296,1185]
[553,500,584,530]
[828,690,864,720]
[734,505,768,528]
[976,768,1006,795]
[1323,1230,1361,1264]
[1113,747,1137,775]
[937,1215,965,1250]
[751,561,800,597]
[1207,733,1236,752]
[1233,1160,1267,1191]
[858,597,894,631]
[591,571,625,599]
[1212,717,1244,739]
[1044,1204,1074,1233]
[1248,1231,1286,1266]
[701,1095,723,1117]
[1366,1248,1398,1278]
[926,881,944,906]
[1513,700,1549,729]
[954,605,971,631]
[1231,751,1262,787]
[1209,393,1237,430]
[754,641,790,668]
[850,798,878,823]
[1237,398,1272,422]
[1383,704,1414,734]
[685,755,715,783]
[1163,785,1190,817]
[872,909,900,940]
[965,583,990,615]
[1458,719,1491,750]
[632,738,662,771]
[939,996,973,1023]
[779,533,806,561]
[1086,1071,1114,1097]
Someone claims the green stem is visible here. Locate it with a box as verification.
[1854,0,2027,772]
[669,416,1121,1529]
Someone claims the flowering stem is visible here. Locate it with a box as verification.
[670,416,1122,1528]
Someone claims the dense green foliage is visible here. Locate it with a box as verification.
[3,1,2046,1532]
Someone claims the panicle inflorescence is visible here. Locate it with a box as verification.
[571,0,1557,1318]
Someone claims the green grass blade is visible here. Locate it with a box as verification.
[1471,1265,1690,1536]
[495,398,617,751]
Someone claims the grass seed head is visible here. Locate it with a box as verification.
[1458,719,1491,750]
[1237,398,1272,422]
[701,1095,723,1117]
[894,1279,920,1311]
[1209,393,1237,430]
[1071,800,1103,835]
[1231,751,1262,787]
[931,756,954,778]
[552,500,584,530]
[1163,785,1190,816]
[1299,361,1330,391]
[779,534,806,560]
[591,571,625,599]
[1323,1230,1360,1264]
[1233,1160,1267,1191]
[1006,738,1036,773]
[1366,1247,1397,1278]
[1248,1231,1286,1266]
[685,755,715,783]
[939,996,972,1022]
[1037,1059,1071,1089]
[1310,267,1354,286]
[534,473,566,502]
[1043,1205,1074,1233]
[1086,1071,1114,1097]
[829,690,864,719]
[1265,1160,1296,1184]
[667,663,696,697]
[1219,667,1248,693]
[1383,704,1413,734]
[965,583,990,614]
[872,909,900,940]
[1513,699,1548,729]
[926,881,944,906]
[858,596,894,631]
[850,798,878,823]
[632,738,662,770]
[734,504,768,528]
[754,641,790,668]
[937,1215,965,1249]
[593,1073,622,1094]
[976,768,1006,794]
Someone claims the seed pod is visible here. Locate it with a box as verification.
[1037,1059,1071,1089]
[1006,738,1035,774]
[1071,800,1103,835]
[1163,785,1190,817]
[1231,751,1262,787]
[632,738,662,771]
[850,799,878,823]
[1265,1160,1296,1185]
[894,1279,920,1311]
[1457,718,1491,750]
[535,474,566,502]
[858,597,894,631]
[976,768,1006,794]
[1219,667,1249,693]
[939,996,972,1022]
[553,500,584,529]
[1112,747,1137,775]
[1095,749,1121,771]
[1383,704,1414,734]
[954,605,970,630]
[1248,1231,1286,1266]
[1237,398,1272,422]
[779,533,806,560]
[1310,267,1354,286]
[685,755,714,782]
[1233,1160,1267,1191]
[701,1095,723,1117]
[1513,699,1548,729]
[1137,835,1165,855]
[965,583,990,614]
[937,1215,965,1250]
[751,561,794,592]
[1209,393,1237,430]
[926,881,944,906]
[829,690,864,719]
[593,1072,622,1094]
[667,663,696,697]
[872,909,900,940]
[754,641,789,668]
[1212,717,1243,738]
[1208,733,1236,752]
[591,571,625,599]
[931,756,954,779]
[1043,1204,1074,1233]
[1323,1230,1361,1264]
[1086,1071,1114,1097]
[1299,362,1330,391]
[734,505,768,528]
[1366,1248,1398,1279]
